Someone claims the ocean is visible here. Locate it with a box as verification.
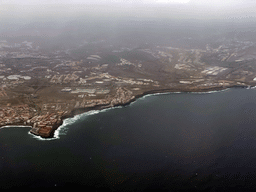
[1,88,256,191]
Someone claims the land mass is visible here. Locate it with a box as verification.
[1,36,256,138]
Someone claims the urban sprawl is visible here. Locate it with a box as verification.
[1,38,256,138]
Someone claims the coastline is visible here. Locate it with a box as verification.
[47,85,240,139]
[1,85,248,139]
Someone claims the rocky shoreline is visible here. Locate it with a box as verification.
[39,85,239,139]
[1,85,248,139]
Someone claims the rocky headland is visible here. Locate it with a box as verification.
[1,85,248,139]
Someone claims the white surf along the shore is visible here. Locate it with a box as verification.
[29,88,232,141]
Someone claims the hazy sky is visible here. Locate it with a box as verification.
[0,0,191,4]
[0,0,253,5]
[1,0,256,21]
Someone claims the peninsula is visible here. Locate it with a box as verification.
[1,37,256,138]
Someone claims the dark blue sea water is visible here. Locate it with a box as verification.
[2,88,256,191]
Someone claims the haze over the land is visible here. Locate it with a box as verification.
[0,0,255,41]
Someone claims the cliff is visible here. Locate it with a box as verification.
[2,85,247,139]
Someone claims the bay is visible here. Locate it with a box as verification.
[1,88,256,191]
